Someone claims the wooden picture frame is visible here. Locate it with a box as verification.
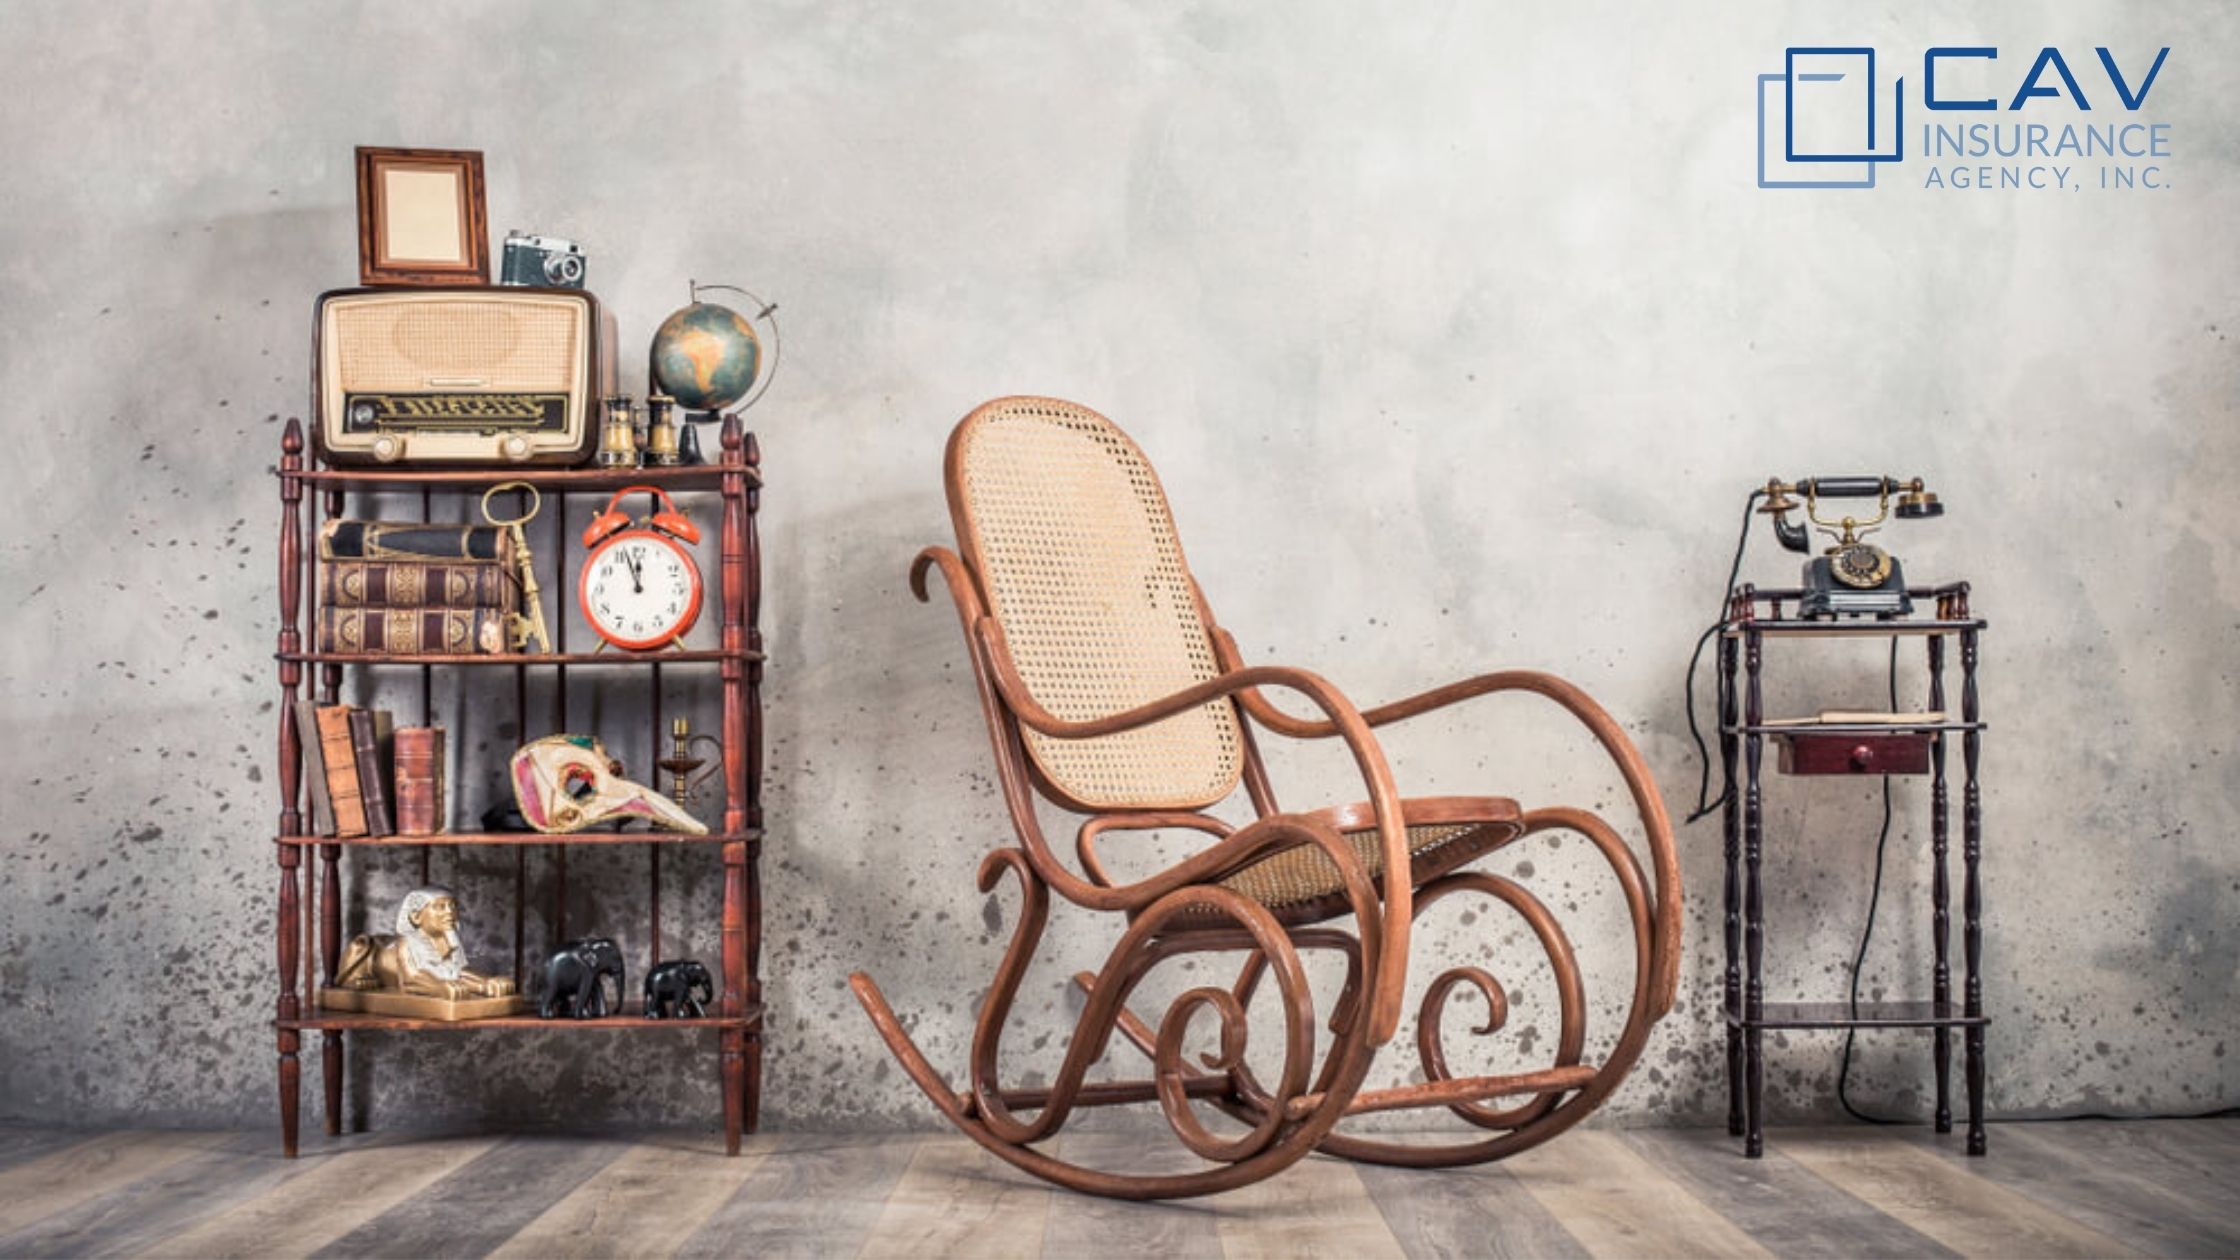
[355,147,489,285]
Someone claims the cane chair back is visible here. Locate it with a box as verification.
[948,397,1244,811]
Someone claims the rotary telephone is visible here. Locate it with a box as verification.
[1760,475,1943,618]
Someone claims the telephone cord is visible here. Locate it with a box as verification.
[1683,489,1764,824]
[1836,638,1902,1124]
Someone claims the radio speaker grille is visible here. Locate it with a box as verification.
[333,296,583,390]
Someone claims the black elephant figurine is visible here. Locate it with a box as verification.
[643,959,715,1019]
[539,938,625,1019]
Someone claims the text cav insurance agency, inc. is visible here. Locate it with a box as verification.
[1758,44,2173,192]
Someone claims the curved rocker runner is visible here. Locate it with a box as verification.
[852,397,1683,1199]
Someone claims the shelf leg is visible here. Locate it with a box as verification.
[722,1028,745,1155]
[1962,627,1987,1155]
[276,420,305,1158]
[322,1033,344,1136]
[717,416,759,1156]
[1719,632,1742,1137]
[1743,626,1765,1159]
[278,1032,300,1158]
[744,431,765,1138]
[746,1033,763,1135]
[1966,1026,1987,1155]
[1929,634,1952,1134]
[278,847,302,1159]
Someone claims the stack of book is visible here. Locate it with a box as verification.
[293,703,446,838]
[316,521,520,655]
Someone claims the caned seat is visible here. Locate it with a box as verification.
[852,397,1682,1201]
[1209,797,1524,924]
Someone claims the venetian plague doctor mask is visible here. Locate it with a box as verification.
[510,734,707,835]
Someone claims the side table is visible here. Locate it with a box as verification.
[1717,581,1987,1158]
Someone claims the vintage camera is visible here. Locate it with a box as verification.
[500,231,587,288]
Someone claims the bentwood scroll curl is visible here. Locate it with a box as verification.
[1412,871,1583,1130]
[962,859,1347,1159]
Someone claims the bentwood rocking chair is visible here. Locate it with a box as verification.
[852,397,1682,1199]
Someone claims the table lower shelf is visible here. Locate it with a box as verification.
[280,1001,763,1032]
[1726,1000,1987,1031]
[276,830,759,847]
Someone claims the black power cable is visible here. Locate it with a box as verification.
[1683,490,1765,825]
[1833,638,2240,1125]
[1837,638,1901,1124]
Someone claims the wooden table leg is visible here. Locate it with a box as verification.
[1720,632,1743,1138]
[1962,627,1987,1155]
[1743,626,1765,1158]
[1929,634,1952,1134]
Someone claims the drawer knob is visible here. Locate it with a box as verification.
[1849,744,1876,770]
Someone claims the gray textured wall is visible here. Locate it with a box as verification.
[3,0,2235,1136]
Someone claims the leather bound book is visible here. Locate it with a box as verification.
[320,560,516,611]
[317,607,510,655]
[348,709,396,837]
[294,699,335,836]
[318,521,511,563]
[393,726,446,836]
[315,705,368,838]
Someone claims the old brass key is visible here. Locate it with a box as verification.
[481,481,553,655]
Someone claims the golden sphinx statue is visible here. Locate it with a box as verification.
[323,886,524,1021]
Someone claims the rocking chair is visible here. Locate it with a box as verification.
[852,397,1682,1199]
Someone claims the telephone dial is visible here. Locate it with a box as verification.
[1760,475,1943,618]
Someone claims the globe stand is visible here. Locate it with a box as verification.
[678,413,717,466]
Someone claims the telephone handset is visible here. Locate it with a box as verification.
[1759,475,1943,618]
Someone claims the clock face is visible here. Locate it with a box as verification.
[581,533,701,650]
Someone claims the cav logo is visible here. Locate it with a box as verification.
[1757,44,2174,191]
[1757,48,1904,189]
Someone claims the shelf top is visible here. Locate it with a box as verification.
[280,1001,765,1032]
[287,464,759,492]
[278,829,760,847]
[1731,721,1986,735]
[1724,618,1986,637]
[280,648,760,667]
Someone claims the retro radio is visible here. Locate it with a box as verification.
[314,286,614,466]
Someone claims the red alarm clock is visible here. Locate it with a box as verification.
[578,485,704,651]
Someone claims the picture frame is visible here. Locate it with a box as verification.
[355,146,489,285]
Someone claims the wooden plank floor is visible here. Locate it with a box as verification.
[0,1121,2231,1259]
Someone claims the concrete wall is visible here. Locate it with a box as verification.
[3,0,2234,1133]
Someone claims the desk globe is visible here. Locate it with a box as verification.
[648,284,774,464]
[650,301,761,412]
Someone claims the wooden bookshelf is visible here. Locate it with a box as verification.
[271,417,766,1156]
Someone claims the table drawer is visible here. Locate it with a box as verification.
[1776,732,1933,776]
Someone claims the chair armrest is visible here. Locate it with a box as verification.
[1226,644,1681,1020]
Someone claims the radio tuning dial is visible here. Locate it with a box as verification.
[370,433,406,463]
[500,434,533,462]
